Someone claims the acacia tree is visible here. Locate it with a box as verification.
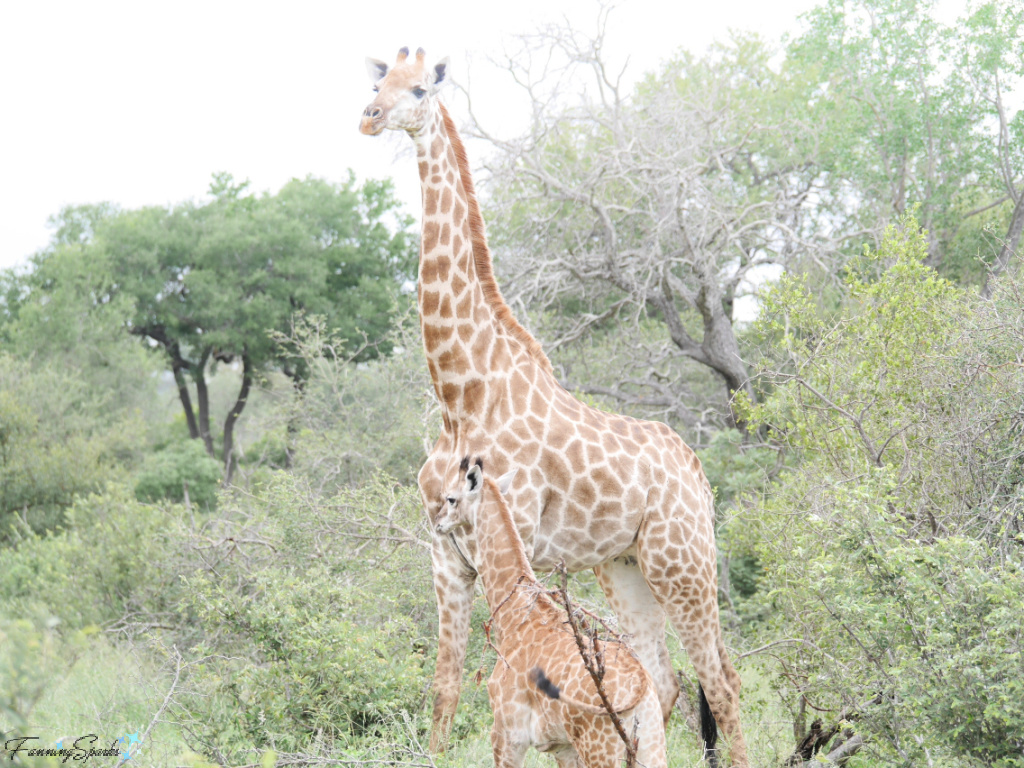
[36,173,415,483]
[473,17,835,436]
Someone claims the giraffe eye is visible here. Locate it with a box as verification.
[446,496,457,506]
[412,87,427,99]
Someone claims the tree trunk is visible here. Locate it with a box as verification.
[149,332,201,442]
[695,288,756,432]
[282,369,307,470]
[172,364,200,440]
[793,694,807,744]
[981,191,1024,299]
[654,277,756,432]
[193,349,215,458]
[221,353,253,486]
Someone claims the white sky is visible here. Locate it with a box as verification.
[0,0,966,271]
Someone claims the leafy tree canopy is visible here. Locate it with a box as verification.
[5,172,416,483]
[480,0,1023,437]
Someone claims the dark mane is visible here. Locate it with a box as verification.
[437,102,553,375]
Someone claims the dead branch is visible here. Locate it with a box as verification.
[783,698,874,767]
[114,647,185,767]
[556,562,638,767]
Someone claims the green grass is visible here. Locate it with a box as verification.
[1,629,189,766]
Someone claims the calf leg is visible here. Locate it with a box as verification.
[491,719,529,768]
[632,690,669,768]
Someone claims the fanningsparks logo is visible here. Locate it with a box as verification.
[2,732,142,762]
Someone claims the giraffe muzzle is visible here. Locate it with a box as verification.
[360,105,386,135]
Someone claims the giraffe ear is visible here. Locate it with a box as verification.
[496,469,518,496]
[465,463,482,493]
[366,57,388,84]
[431,57,449,87]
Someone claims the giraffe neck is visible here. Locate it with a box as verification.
[412,102,553,423]
[473,478,540,635]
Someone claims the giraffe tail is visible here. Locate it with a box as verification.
[529,666,561,700]
[699,684,719,767]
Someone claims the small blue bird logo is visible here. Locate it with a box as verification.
[118,732,142,760]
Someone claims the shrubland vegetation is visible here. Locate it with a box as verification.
[1,0,1022,766]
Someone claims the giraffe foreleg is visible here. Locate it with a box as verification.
[632,687,670,768]
[428,535,477,753]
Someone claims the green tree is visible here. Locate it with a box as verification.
[788,0,1024,277]
[957,0,1024,293]
[43,173,415,483]
[1,226,158,420]
[0,209,157,537]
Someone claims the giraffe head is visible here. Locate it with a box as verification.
[360,47,449,136]
[435,457,517,535]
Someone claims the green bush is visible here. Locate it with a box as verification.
[145,472,439,762]
[0,356,136,540]
[134,439,223,508]
[0,617,94,767]
[183,566,429,759]
[0,487,184,630]
[272,316,430,489]
[736,215,1024,766]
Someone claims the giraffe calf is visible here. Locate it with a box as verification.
[437,459,667,768]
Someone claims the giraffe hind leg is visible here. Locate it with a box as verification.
[594,554,680,722]
[636,509,749,767]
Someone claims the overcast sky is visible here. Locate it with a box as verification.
[0,0,966,272]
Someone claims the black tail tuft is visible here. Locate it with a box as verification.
[699,684,719,767]
[528,666,561,700]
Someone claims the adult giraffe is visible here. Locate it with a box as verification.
[359,48,747,766]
